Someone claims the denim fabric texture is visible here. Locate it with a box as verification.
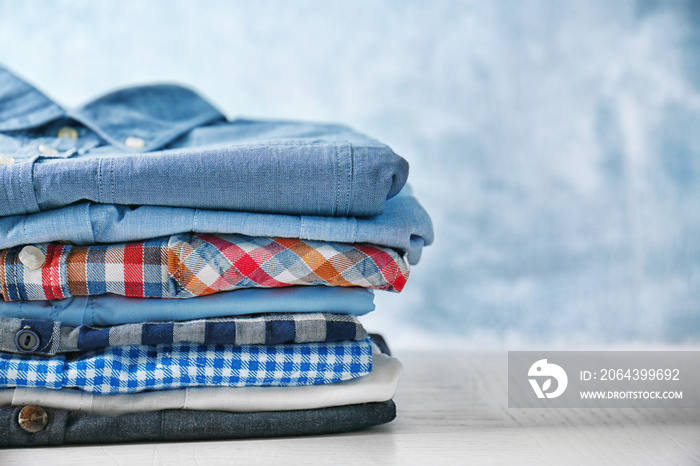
[0,339,373,394]
[0,287,375,327]
[0,186,433,265]
[0,313,367,355]
[0,344,401,414]
[0,401,396,447]
[0,67,408,217]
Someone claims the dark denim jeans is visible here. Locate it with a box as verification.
[0,401,396,447]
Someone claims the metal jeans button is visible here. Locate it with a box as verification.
[18,405,48,433]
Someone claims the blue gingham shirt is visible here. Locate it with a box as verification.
[0,338,373,394]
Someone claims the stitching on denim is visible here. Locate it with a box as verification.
[110,159,115,205]
[345,143,354,217]
[19,157,40,215]
[97,158,103,203]
[17,164,25,215]
[21,212,28,245]
[334,144,341,216]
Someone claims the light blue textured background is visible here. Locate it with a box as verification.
[1,0,698,347]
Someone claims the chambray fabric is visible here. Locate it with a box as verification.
[0,287,375,327]
[0,401,397,447]
[0,186,433,265]
[0,347,401,414]
[0,233,409,301]
[0,313,366,355]
[0,67,408,218]
[0,339,373,394]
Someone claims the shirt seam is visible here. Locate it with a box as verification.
[97,157,104,203]
[346,143,354,217]
[334,143,341,216]
[21,156,41,214]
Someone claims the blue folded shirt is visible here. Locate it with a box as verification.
[0,66,408,218]
[0,186,433,265]
[0,287,375,327]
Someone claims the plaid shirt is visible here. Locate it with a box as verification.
[0,313,366,356]
[0,233,409,301]
[0,339,373,394]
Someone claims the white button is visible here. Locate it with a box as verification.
[57,126,79,139]
[37,144,58,155]
[125,136,145,149]
[0,154,14,165]
[19,246,45,270]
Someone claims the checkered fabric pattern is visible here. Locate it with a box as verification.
[0,313,366,355]
[0,233,409,301]
[0,338,373,394]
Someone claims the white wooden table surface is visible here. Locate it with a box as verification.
[1,350,698,465]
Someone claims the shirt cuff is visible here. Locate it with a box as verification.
[0,244,71,301]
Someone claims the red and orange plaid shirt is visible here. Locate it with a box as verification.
[0,233,409,301]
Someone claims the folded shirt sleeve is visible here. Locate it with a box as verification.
[0,233,410,301]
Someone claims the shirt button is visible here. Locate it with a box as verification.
[18,405,49,433]
[0,153,15,165]
[19,245,46,270]
[125,136,145,149]
[15,327,41,353]
[37,143,59,155]
[57,126,79,139]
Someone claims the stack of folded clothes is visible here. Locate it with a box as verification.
[0,67,433,447]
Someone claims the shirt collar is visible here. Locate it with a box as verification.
[0,66,226,151]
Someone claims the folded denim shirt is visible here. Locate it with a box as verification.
[0,287,375,327]
[0,66,409,218]
[0,185,434,266]
[0,313,366,355]
[0,401,397,447]
[0,339,373,394]
[0,233,410,301]
[0,349,401,414]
